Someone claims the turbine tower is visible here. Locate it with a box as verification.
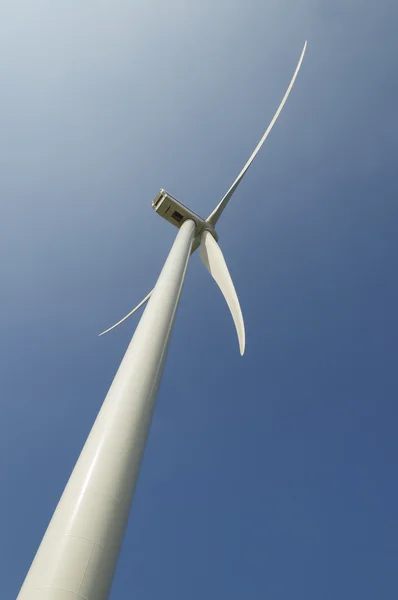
[17,42,307,600]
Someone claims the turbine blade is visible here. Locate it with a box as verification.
[99,290,153,336]
[206,41,307,226]
[200,231,245,355]
[98,240,201,338]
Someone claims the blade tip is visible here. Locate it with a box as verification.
[239,337,246,356]
[98,328,111,337]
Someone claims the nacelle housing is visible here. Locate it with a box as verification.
[152,189,206,236]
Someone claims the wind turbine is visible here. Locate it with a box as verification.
[17,42,307,600]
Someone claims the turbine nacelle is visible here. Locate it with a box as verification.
[152,189,218,244]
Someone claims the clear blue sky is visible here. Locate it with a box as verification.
[2,1,398,598]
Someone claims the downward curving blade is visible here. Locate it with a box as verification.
[206,41,307,226]
[200,230,245,355]
[99,289,153,336]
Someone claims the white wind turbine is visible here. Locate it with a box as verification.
[17,42,306,600]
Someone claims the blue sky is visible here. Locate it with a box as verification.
[2,1,398,597]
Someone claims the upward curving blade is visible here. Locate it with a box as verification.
[206,41,307,226]
[200,231,245,355]
[99,289,153,336]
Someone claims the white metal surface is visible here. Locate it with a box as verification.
[199,230,245,355]
[17,219,196,600]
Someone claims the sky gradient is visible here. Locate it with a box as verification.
[1,1,398,598]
